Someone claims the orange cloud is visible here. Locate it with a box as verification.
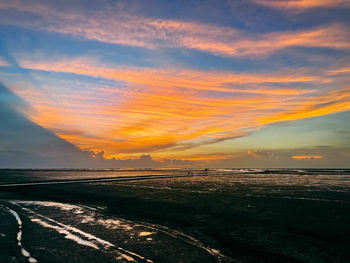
[292,155,323,160]
[177,153,245,161]
[252,0,350,10]
[248,150,265,159]
[8,56,348,157]
[182,23,350,57]
[327,67,350,75]
[18,57,326,92]
[260,88,350,124]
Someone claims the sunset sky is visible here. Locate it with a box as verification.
[0,0,350,168]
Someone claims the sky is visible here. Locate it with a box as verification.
[0,0,350,168]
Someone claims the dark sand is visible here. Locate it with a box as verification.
[0,169,349,262]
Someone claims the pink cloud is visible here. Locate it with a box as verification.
[252,0,350,10]
[0,2,349,58]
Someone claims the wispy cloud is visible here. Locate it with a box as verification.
[4,55,347,156]
[18,57,325,90]
[252,0,350,10]
[175,153,246,161]
[0,1,349,58]
[292,155,323,160]
[247,149,266,159]
[260,88,350,124]
[0,57,9,67]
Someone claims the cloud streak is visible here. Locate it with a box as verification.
[292,155,323,160]
[0,1,349,58]
[4,55,348,157]
[252,0,350,10]
[0,57,9,67]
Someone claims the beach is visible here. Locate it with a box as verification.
[1,169,350,262]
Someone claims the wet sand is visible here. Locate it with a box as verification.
[1,169,349,262]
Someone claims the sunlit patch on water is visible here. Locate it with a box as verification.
[24,207,152,262]
[139,232,154,237]
[30,217,100,249]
